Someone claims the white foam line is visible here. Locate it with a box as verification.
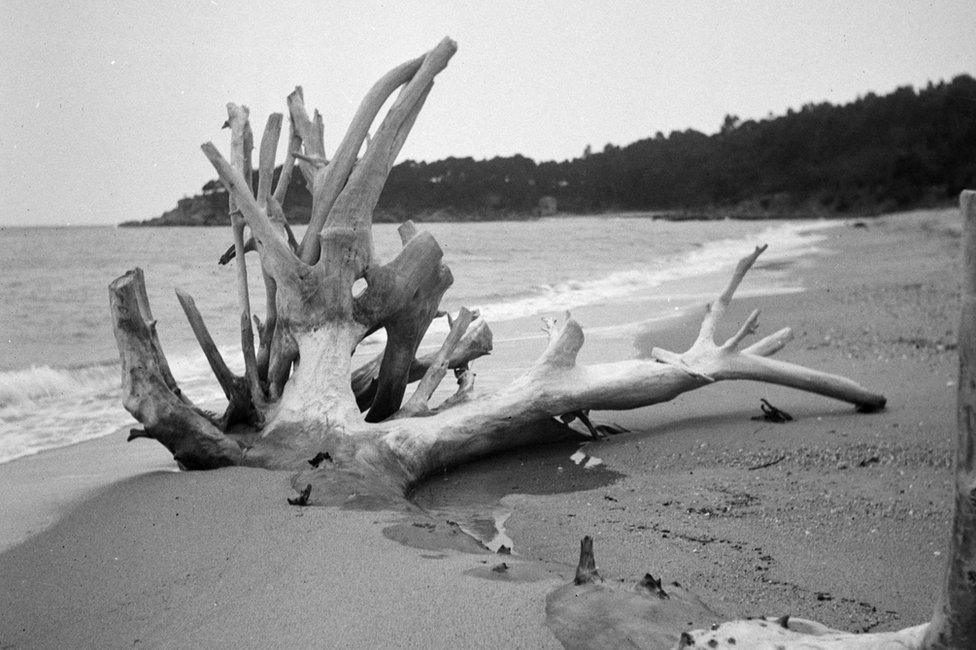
[455,222,832,325]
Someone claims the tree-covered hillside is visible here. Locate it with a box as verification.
[124,74,976,226]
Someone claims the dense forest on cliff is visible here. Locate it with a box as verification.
[125,74,976,226]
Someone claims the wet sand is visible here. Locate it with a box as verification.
[0,208,961,646]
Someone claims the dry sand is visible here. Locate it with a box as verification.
[0,208,962,647]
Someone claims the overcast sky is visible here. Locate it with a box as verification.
[2,0,974,226]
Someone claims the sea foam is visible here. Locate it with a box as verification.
[469,221,830,323]
[0,352,228,464]
[0,363,119,408]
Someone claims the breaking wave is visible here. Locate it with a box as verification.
[0,363,119,409]
[0,352,229,464]
[469,221,830,323]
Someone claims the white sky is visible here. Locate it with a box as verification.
[2,0,974,226]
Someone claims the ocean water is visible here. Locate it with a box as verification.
[0,217,833,464]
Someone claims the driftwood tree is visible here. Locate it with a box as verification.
[110,38,888,508]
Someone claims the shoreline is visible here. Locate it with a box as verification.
[0,426,174,553]
[417,208,960,634]
[0,214,825,465]
[0,207,962,645]
[115,203,959,229]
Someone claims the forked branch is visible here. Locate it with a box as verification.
[651,245,886,411]
[398,308,476,417]
[380,245,886,481]
[175,289,254,427]
[225,105,265,410]
[351,317,493,411]
[299,37,458,264]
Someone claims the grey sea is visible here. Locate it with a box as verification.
[0,216,833,463]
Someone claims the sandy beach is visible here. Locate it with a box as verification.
[0,208,962,647]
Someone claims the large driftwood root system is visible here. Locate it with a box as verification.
[110,37,887,505]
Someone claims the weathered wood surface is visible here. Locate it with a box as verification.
[110,270,242,469]
[110,37,888,493]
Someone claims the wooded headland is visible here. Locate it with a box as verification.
[122,75,976,226]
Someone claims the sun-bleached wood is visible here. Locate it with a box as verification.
[224,104,265,411]
[651,245,885,410]
[351,317,493,411]
[679,619,928,648]
[285,87,325,187]
[112,239,887,491]
[174,288,254,428]
[112,37,886,498]
[397,307,475,417]
[372,249,886,482]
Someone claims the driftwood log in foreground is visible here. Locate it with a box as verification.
[110,37,886,495]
